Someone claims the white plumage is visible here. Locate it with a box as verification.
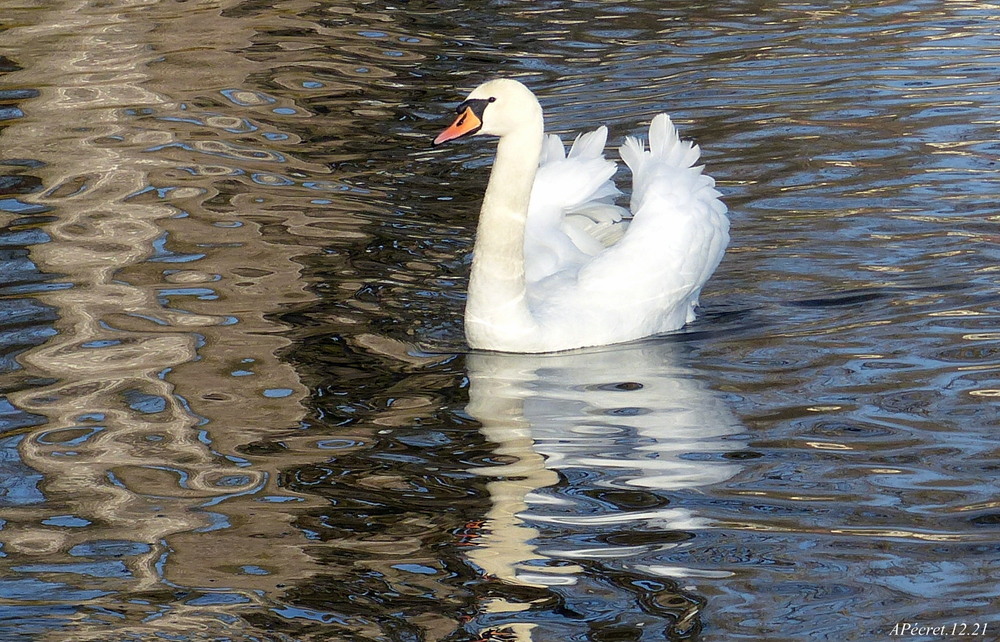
[435,79,729,353]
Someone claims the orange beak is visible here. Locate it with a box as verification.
[433,106,483,145]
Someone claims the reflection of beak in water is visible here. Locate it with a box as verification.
[464,341,744,635]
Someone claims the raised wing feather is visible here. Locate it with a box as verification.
[533,114,729,337]
[524,127,628,284]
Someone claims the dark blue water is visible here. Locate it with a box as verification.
[1,0,999,640]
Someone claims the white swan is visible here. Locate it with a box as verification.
[434,79,729,353]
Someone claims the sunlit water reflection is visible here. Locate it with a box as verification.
[465,344,744,640]
[1,0,999,640]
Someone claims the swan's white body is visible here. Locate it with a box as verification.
[437,79,729,353]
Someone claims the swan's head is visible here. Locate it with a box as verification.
[433,79,542,145]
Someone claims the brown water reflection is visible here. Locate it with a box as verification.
[1,1,330,638]
[1,0,1000,640]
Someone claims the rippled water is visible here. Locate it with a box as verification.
[1,0,999,640]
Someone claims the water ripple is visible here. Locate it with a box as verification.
[1,0,999,640]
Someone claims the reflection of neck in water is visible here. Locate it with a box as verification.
[465,342,743,593]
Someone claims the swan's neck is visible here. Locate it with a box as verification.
[465,120,543,349]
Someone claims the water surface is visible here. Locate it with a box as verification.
[1,0,999,640]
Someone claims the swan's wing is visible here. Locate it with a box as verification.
[524,127,629,284]
[565,115,729,328]
[618,114,722,220]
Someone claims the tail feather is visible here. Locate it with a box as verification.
[647,113,677,158]
[539,133,566,165]
[682,143,701,168]
[619,113,712,215]
[568,126,609,159]
[619,135,645,174]
[622,114,704,168]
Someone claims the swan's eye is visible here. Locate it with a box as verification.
[456,98,494,117]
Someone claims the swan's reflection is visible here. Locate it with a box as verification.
[464,341,744,637]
